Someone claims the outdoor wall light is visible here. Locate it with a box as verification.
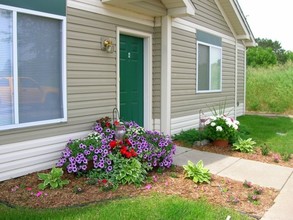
[101,37,114,53]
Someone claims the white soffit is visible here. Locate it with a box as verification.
[101,0,195,17]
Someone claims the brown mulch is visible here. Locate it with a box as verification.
[0,166,278,219]
[176,141,293,168]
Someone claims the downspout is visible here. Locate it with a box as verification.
[234,39,238,119]
[160,16,172,135]
[244,44,247,114]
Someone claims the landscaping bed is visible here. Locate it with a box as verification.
[0,166,278,219]
[178,142,293,168]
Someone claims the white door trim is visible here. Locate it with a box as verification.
[116,27,153,130]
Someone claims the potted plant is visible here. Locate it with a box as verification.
[204,115,239,147]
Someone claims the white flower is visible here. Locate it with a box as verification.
[210,116,217,121]
[211,122,216,127]
[233,124,238,130]
[216,126,223,131]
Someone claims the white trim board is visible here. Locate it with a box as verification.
[67,0,154,27]
[116,27,153,130]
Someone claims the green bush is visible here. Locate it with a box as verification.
[172,129,201,146]
[204,115,239,143]
[232,138,256,153]
[37,167,69,190]
[183,160,211,184]
[260,144,271,156]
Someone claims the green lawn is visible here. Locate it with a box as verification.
[0,195,249,220]
[238,115,293,154]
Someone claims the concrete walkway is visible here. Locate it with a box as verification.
[173,146,293,220]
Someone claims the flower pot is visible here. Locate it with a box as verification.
[212,139,229,147]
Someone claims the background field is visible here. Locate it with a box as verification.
[246,61,293,114]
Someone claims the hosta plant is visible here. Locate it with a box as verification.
[183,160,211,184]
[38,167,70,190]
[232,137,256,153]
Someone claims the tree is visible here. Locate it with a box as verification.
[255,38,287,64]
[247,47,277,67]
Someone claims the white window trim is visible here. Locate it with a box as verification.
[196,41,222,93]
[116,27,152,130]
[0,5,67,131]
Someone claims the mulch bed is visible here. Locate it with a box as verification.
[0,166,278,219]
[181,142,293,168]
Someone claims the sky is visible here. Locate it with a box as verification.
[237,0,293,51]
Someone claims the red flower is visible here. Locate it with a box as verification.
[102,179,107,184]
[125,139,132,146]
[130,149,137,157]
[109,140,117,149]
[125,152,132,158]
[105,122,111,127]
[114,120,120,126]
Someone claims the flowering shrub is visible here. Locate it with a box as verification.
[56,118,176,186]
[204,115,240,142]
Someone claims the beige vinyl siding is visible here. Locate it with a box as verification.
[171,27,236,121]
[0,5,156,181]
[0,7,153,145]
[183,0,233,37]
[153,26,161,119]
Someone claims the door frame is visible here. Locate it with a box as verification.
[116,27,152,130]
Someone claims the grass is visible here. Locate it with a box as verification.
[0,195,250,220]
[246,61,293,114]
[237,115,293,154]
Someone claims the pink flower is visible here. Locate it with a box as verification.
[36,191,43,197]
[153,175,158,182]
[26,187,32,191]
[145,184,152,190]
[165,181,169,186]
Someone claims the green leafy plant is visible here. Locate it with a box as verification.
[232,138,256,153]
[281,152,291,161]
[183,160,211,184]
[37,167,70,190]
[109,154,149,186]
[172,129,201,146]
[243,180,253,188]
[260,144,271,156]
[73,186,83,194]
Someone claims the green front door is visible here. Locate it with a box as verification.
[120,34,144,126]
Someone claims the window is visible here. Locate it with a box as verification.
[0,6,66,129]
[196,31,222,93]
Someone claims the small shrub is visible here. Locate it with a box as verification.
[172,129,201,146]
[273,154,280,163]
[86,178,98,185]
[248,194,259,204]
[98,179,114,191]
[243,180,253,188]
[37,167,70,190]
[232,138,256,153]
[281,152,292,161]
[183,160,211,184]
[260,144,271,156]
[254,187,263,195]
[73,186,83,194]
